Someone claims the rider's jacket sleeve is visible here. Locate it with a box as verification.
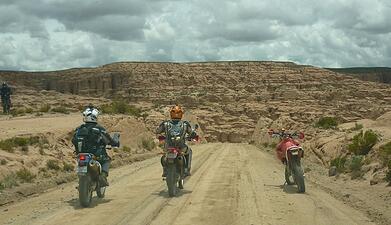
[155,121,166,134]
[184,121,197,138]
[97,125,118,147]
[71,127,80,152]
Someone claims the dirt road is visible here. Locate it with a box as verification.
[0,143,375,225]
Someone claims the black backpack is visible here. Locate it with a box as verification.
[74,124,103,154]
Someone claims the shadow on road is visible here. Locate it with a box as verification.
[153,189,193,198]
[263,183,299,194]
[67,197,113,209]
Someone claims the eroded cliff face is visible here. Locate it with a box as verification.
[1,61,390,142]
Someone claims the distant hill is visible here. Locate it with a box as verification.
[326,67,391,84]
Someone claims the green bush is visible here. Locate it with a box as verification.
[51,106,70,114]
[347,130,378,155]
[315,117,338,129]
[0,136,42,152]
[1,159,7,165]
[63,162,74,172]
[330,156,347,173]
[16,168,36,183]
[11,108,26,117]
[46,159,60,170]
[269,142,278,149]
[101,101,143,117]
[262,142,269,148]
[39,104,51,113]
[121,146,132,153]
[349,155,364,179]
[386,161,391,184]
[379,141,391,166]
[25,108,34,114]
[141,138,155,151]
[0,173,18,190]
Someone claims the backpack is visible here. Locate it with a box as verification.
[74,124,103,154]
[166,121,185,147]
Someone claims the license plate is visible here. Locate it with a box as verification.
[291,151,299,155]
[77,166,88,173]
[167,153,177,159]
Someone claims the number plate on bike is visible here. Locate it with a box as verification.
[167,153,177,159]
[77,166,87,173]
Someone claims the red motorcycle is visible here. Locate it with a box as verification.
[268,129,306,193]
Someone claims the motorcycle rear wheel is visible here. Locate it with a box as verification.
[292,161,305,193]
[79,176,93,207]
[284,165,295,185]
[166,164,177,197]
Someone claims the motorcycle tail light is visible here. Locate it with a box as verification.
[79,154,86,161]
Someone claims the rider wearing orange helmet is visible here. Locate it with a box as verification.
[156,104,197,177]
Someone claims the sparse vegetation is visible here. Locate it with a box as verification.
[39,104,51,113]
[141,138,155,151]
[386,161,391,185]
[262,142,269,148]
[350,123,363,131]
[0,136,44,152]
[101,101,143,117]
[315,117,339,129]
[349,155,364,179]
[1,159,7,165]
[21,145,29,153]
[51,106,70,114]
[0,173,18,190]
[379,141,391,166]
[348,130,378,155]
[63,162,74,172]
[16,167,36,183]
[46,159,61,170]
[269,142,278,149]
[330,156,347,173]
[121,146,132,153]
[25,108,34,113]
[11,108,26,117]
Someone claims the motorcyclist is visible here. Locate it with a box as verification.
[0,82,12,113]
[156,104,197,177]
[71,105,120,186]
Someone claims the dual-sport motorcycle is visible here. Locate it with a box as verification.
[76,133,120,207]
[158,124,199,197]
[268,129,306,193]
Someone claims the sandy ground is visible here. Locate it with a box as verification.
[0,143,377,225]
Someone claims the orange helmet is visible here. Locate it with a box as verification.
[170,105,184,119]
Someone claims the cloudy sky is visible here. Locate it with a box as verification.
[0,0,390,71]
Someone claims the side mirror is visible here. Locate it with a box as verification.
[298,132,305,139]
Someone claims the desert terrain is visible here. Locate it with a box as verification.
[0,61,390,224]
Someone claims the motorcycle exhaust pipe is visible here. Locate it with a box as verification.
[88,160,102,175]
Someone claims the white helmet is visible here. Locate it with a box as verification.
[83,107,100,123]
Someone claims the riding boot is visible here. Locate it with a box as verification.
[100,171,109,187]
[162,166,167,177]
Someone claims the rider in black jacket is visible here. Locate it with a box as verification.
[72,105,119,186]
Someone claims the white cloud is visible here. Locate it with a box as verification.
[0,0,390,70]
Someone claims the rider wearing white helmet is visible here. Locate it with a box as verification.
[72,104,120,186]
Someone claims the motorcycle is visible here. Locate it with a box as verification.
[76,133,120,207]
[158,124,199,197]
[268,129,306,193]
